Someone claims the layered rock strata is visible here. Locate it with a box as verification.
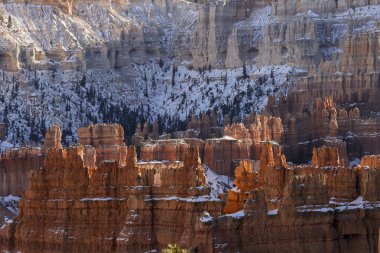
[218,144,380,252]
[3,126,380,252]
[275,96,380,164]
[78,124,127,166]
[0,148,44,196]
[0,128,222,252]
[140,115,283,176]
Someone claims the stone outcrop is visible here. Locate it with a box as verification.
[312,146,340,167]
[274,95,380,165]
[139,115,283,177]
[0,148,44,196]
[224,115,283,159]
[218,144,380,252]
[140,139,190,162]
[360,155,380,169]
[2,0,380,250]
[203,137,252,176]
[78,124,127,166]
[3,126,380,252]
[0,125,222,252]
[43,125,62,149]
[224,159,257,214]
[0,124,130,198]
[0,124,63,199]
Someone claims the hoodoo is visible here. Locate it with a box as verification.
[1,0,380,251]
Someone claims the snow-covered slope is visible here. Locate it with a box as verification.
[0,1,379,145]
[204,165,233,197]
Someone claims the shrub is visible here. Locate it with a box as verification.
[162,244,189,253]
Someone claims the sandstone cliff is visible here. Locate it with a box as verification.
[2,127,380,252]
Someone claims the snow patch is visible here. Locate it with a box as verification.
[350,158,360,167]
[267,209,279,216]
[223,210,245,219]
[148,195,221,203]
[200,211,214,223]
[0,195,20,214]
[204,166,233,198]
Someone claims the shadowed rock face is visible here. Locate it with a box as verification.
[2,126,380,252]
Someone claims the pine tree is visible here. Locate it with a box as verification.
[7,16,11,29]
[144,82,148,97]
[152,75,156,91]
[80,74,86,87]
[242,63,248,79]
[171,66,176,86]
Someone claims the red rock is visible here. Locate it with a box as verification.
[43,125,62,149]
[78,124,127,166]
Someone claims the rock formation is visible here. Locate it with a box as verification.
[0,148,44,196]
[219,145,380,252]
[3,130,380,252]
[1,0,380,250]
[2,124,380,252]
[0,125,222,252]
[139,115,283,177]
[43,125,62,149]
[78,124,127,166]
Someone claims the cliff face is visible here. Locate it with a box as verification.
[139,115,283,177]
[0,125,223,252]
[78,124,127,166]
[218,144,380,253]
[0,148,44,197]
[2,124,380,252]
[1,0,380,155]
[2,0,380,251]
[2,127,380,252]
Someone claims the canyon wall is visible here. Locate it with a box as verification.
[0,126,222,252]
[140,115,283,176]
[0,148,44,196]
[218,144,380,253]
[0,0,380,164]
[2,128,380,252]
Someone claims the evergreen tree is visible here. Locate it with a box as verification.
[80,74,86,87]
[144,82,148,97]
[242,63,248,79]
[7,16,11,29]
[171,66,177,86]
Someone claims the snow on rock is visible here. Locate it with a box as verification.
[200,211,214,223]
[297,196,380,213]
[0,141,15,152]
[148,195,221,202]
[204,165,233,198]
[0,195,21,225]
[0,195,20,214]
[350,158,360,167]
[0,2,303,146]
[0,1,379,146]
[267,209,279,216]
[223,210,245,219]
